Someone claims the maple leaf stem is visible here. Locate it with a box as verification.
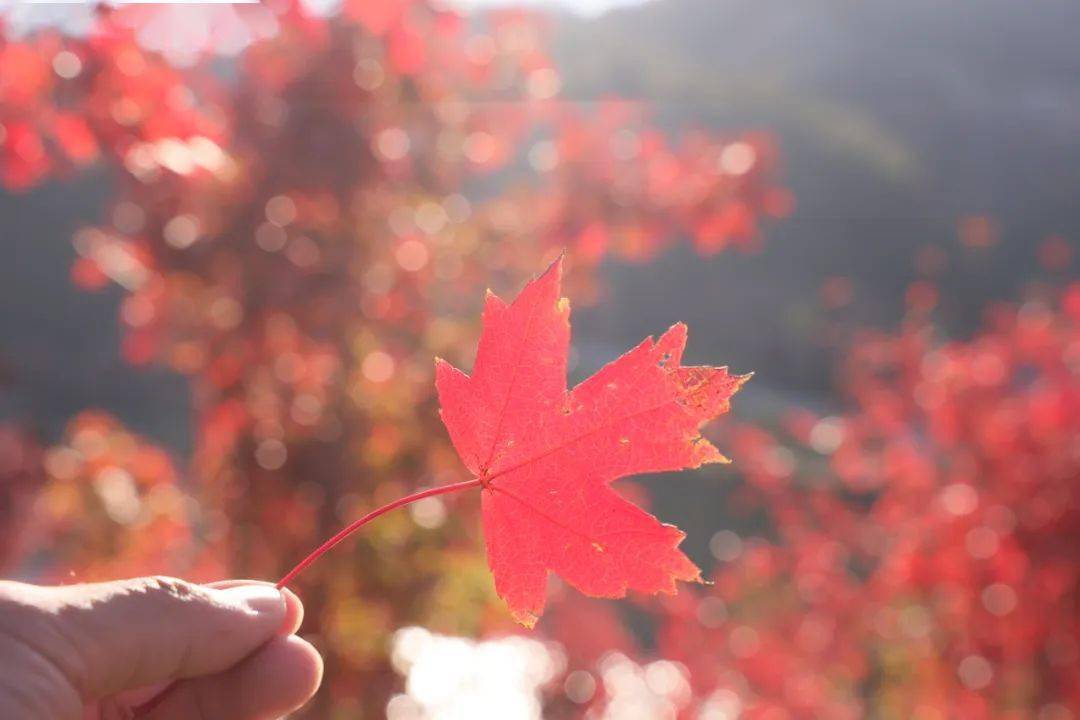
[276,477,483,589]
[132,477,482,718]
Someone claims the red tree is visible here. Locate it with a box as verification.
[1,2,787,715]
[657,281,1079,719]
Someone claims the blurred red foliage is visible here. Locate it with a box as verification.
[1,0,787,715]
[0,423,41,571]
[651,285,1079,719]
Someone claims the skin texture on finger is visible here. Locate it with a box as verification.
[132,635,324,720]
[0,623,81,719]
[0,577,286,706]
[85,580,308,718]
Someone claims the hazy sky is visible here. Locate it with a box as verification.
[0,0,652,22]
[451,0,651,17]
[0,0,652,40]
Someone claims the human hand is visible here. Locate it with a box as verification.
[0,576,322,719]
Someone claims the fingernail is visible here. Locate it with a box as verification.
[218,584,285,616]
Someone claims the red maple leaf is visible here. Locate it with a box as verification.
[436,257,749,626]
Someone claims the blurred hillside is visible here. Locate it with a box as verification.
[562,0,1080,402]
[2,0,1078,452]
[0,171,193,453]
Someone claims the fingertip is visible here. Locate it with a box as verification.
[214,584,287,624]
[283,635,324,697]
[138,636,323,719]
[280,587,305,636]
[241,635,323,715]
[206,579,301,635]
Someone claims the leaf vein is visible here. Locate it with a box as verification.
[487,395,684,484]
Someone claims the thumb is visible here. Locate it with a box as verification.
[8,576,288,701]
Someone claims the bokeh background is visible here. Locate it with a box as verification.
[1,1,1077,718]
